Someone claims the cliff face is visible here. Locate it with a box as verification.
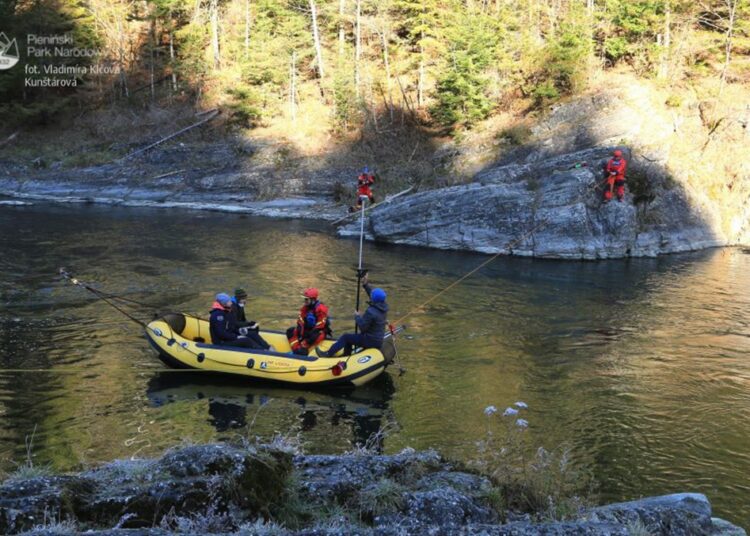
[355,79,750,259]
[363,147,722,259]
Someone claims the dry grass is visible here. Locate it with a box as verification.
[472,404,594,522]
[0,103,206,166]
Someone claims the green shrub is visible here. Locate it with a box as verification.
[665,94,683,108]
[225,87,262,128]
[604,37,629,63]
[531,81,560,105]
[432,12,499,128]
[500,124,533,146]
[333,71,359,133]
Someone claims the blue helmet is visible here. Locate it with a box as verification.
[370,288,386,303]
[216,292,232,305]
[363,166,369,174]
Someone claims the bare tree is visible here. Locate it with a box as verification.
[290,51,298,122]
[355,0,361,98]
[245,0,251,57]
[88,0,136,99]
[697,0,742,95]
[210,0,220,68]
[658,0,672,79]
[719,0,739,94]
[339,0,346,57]
[310,0,325,79]
[169,24,177,91]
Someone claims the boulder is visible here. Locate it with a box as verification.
[365,147,722,259]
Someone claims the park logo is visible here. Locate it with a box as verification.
[0,33,19,70]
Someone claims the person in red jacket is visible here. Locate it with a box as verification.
[349,167,375,212]
[286,287,331,355]
[604,149,627,203]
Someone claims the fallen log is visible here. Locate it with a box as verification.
[119,110,220,162]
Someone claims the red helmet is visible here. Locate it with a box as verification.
[303,288,319,299]
[613,149,623,158]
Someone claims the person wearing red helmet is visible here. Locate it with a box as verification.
[604,149,627,203]
[349,166,376,213]
[286,287,331,355]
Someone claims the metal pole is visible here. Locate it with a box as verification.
[355,196,367,332]
[358,196,366,271]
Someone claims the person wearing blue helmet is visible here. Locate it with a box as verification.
[316,274,389,357]
[210,292,273,350]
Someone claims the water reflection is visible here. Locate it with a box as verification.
[1,203,749,527]
[146,372,395,451]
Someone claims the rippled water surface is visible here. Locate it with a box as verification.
[1,203,749,527]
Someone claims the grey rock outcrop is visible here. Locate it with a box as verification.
[0,141,349,220]
[357,146,724,259]
[0,444,744,535]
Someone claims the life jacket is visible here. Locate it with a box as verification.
[211,301,229,312]
[209,302,236,343]
[296,300,331,335]
[606,158,626,181]
[358,173,375,188]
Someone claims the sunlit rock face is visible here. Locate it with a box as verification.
[367,146,723,259]
[363,75,750,259]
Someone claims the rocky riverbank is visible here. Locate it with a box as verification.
[2,77,748,259]
[0,443,745,535]
[0,140,347,221]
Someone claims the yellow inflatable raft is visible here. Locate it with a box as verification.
[145,313,395,388]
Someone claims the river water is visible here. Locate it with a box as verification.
[0,203,748,527]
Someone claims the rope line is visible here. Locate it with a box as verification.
[391,162,616,325]
[393,218,548,325]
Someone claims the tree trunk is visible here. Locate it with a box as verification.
[210,0,220,69]
[418,39,424,108]
[169,29,177,91]
[355,0,361,98]
[244,0,251,57]
[338,0,345,58]
[381,28,393,120]
[310,0,325,79]
[117,19,128,98]
[150,17,156,100]
[658,0,671,79]
[587,0,595,80]
[290,50,297,122]
[719,0,738,95]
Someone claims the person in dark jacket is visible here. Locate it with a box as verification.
[231,288,251,326]
[316,275,388,357]
[230,288,274,351]
[210,293,272,350]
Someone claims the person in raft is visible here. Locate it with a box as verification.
[316,274,388,357]
[210,293,273,351]
[286,287,331,355]
[229,288,274,350]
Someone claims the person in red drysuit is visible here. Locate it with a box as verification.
[604,149,627,203]
[349,167,375,212]
[286,288,331,355]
